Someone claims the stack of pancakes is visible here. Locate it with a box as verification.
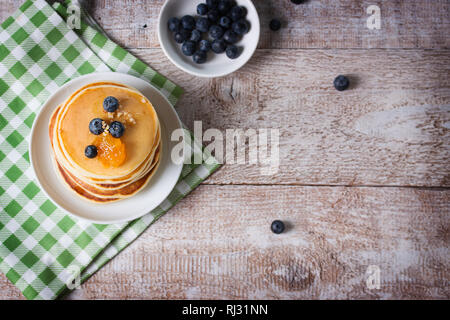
[49,82,161,203]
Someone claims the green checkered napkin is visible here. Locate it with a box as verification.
[0,0,220,299]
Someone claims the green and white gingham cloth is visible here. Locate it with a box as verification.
[0,0,220,299]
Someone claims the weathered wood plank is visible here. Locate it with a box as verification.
[2,185,448,299]
[64,186,449,299]
[125,48,450,187]
[1,0,449,49]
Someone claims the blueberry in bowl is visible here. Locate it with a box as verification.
[181,15,195,30]
[190,29,202,42]
[167,17,180,32]
[193,50,207,64]
[197,3,208,15]
[199,39,211,52]
[159,0,260,77]
[182,41,196,56]
[211,39,227,53]
[223,30,240,44]
[232,19,250,35]
[196,17,211,33]
[226,45,240,59]
[219,16,232,29]
[209,25,224,39]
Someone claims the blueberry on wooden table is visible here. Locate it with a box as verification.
[199,39,211,52]
[109,121,125,138]
[89,118,104,135]
[211,39,227,53]
[197,3,208,15]
[167,17,180,32]
[182,41,196,56]
[219,16,232,29]
[190,29,202,42]
[196,17,211,33]
[226,45,239,59]
[209,25,224,39]
[271,220,285,234]
[85,145,98,158]
[334,75,350,91]
[103,96,119,112]
[193,50,207,64]
[232,19,249,35]
[270,19,281,31]
[223,29,239,44]
[181,15,195,30]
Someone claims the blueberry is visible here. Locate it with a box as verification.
[291,0,306,4]
[174,28,190,43]
[199,39,211,52]
[197,3,208,15]
[219,16,231,29]
[211,39,226,53]
[223,30,239,44]
[192,50,207,64]
[181,15,195,30]
[206,0,219,9]
[181,41,196,56]
[84,145,98,159]
[109,121,125,138]
[218,0,232,14]
[226,45,240,59]
[103,96,119,112]
[271,220,285,234]
[240,6,248,18]
[168,17,180,32]
[232,19,249,35]
[190,29,202,42]
[209,25,224,39]
[196,17,211,33]
[89,118,104,135]
[334,75,350,91]
[208,9,220,22]
[229,6,244,21]
[269,19,281,31]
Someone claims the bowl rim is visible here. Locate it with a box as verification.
[157,0,260,78]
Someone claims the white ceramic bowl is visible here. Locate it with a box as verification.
[158,0,260,78]
[29,72,183,224]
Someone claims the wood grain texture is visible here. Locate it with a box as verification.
[1,0,449,49]
[3,185,447,299]
[62,186,449,299]
[126,48,450,187]
[0,0,449,300]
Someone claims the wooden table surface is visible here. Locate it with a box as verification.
[0,0,449,299]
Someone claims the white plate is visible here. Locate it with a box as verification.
[158,0,260,78]
[30,72,183,224]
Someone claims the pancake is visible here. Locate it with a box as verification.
[49,81,162,203]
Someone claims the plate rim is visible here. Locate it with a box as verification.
[29,71,184,224]
[157,0,260,78]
